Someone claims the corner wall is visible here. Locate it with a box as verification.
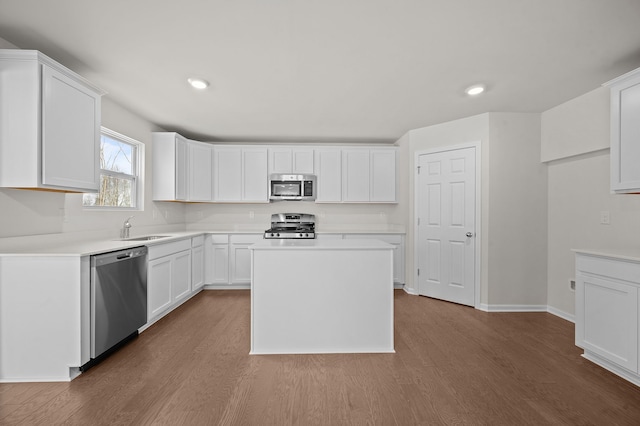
[543,87,640,319]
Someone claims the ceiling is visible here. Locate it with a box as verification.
[1,0,640,143]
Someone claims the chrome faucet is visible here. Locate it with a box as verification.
[120,216,134,239]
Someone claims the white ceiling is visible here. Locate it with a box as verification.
[1,0,640,143]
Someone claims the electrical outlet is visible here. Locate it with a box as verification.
[600,210,610,225]
[569,279,576,291]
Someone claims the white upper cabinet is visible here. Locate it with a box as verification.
[342,147,397,203]
[315,148,343,202]
[268,147,314,174]
[0,50,104,192]
[605,67,640,193]
[213,146,268,202]
[152,132,189,201]
[153,132,214,202]
[188,142,214,202]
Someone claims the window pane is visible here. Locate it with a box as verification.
[83,174,134,207]
[101,134,134,175]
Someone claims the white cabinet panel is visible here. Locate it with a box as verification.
[172,250,192,303]
[230,234,263,284]
[152,132,189,201]
[0,50,104,192]
[213,147,242,201]
[269,147,314,174]
[191,243,205,291]
[214,147,268,202]
[41,65,100,190]
[340,148,397,203]
[605,67,640,193]
[370,149,396,202]
[243,148,268,201]
[148,257,173,319]
[315,148,342,202]
[189,142,213,202]
[342,149,370,202]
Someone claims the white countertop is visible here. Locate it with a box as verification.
[573,248,640,263]
[250,238,394,250]
[0,225,405,256]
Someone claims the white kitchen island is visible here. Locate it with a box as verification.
[249,238,395,354]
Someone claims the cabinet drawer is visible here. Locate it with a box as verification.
[577,254,640,284]
[209,234,229,244]
[148,239,192,260]
[229,234,262,244]
[191,235,204,247]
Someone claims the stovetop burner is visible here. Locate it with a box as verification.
[264,213,316,239]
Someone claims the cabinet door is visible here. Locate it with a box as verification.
[189,142,213,201]
[172,250,192,303]
[269,148,292,174]
[230,235,262,284]
[315,149,342,202]
[610,72,640,192]
[41,65,100,191]
[370,149,396,202]
[242,148,268,201]
[175,138,189,201]
[292,149,314,174]
[211,244,230,284]
[214,147,242,201]
[342,149,370,202]
[576,273,638,372]
[192,245,205,291]
[148,256,173,319]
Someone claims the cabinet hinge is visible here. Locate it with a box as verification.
[417,166,421,174]
[417,268,420,276]
[417,217,420,226]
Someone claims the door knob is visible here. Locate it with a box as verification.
[466,232,474,238]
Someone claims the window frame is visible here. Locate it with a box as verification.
[83,127,144,211]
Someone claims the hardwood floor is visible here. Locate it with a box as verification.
[2,290,640,425]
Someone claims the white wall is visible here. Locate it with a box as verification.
[543,87,640,319]
[405,113,547,308]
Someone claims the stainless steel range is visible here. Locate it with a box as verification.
[264,213,316,239]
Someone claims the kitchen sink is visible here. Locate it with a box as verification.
[122,235,170,241]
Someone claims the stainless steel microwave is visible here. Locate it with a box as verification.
[269,174,316,201]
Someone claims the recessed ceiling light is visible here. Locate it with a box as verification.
[465,84,485,96]
[188,78,209,90]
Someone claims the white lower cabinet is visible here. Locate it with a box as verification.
[575,252,640,386]
[230,234,263,284]
[147,238,193,322]
[205,234,230,285]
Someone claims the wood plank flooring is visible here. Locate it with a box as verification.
[2,290,640,425]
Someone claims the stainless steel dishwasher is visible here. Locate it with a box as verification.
[90,246,148,360]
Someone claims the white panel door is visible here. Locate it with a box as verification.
[189,142,213,201]
[417,147,476,306]
[342,149,370,202]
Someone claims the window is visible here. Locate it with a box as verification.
[83,128,143,209]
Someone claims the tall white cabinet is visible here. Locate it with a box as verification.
[604,67,640,193]
[213,146,268,202]
[0,49,104,192]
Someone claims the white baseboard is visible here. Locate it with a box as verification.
[402,286,419,295]
[477,304,548,312]
[547,305,575,323]
[204,284,251,290]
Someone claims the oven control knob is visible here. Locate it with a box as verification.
[304,233,309,237]
[270,233,275,237]
[276,233,280,237]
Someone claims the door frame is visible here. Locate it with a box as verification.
[414,141,482,308]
